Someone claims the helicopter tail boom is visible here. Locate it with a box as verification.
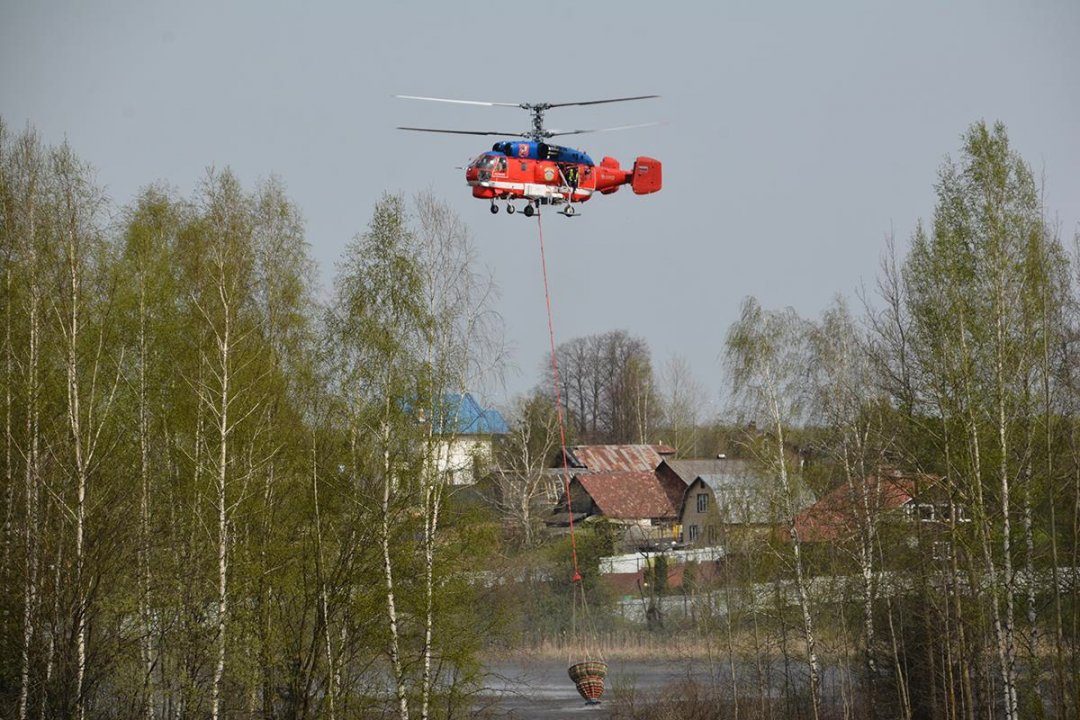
[592,156,663,195]
[630,156,662,195]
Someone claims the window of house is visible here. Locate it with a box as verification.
[688,525,699,542]
[707,525,718,545]
[697,493,709,513]
[938,503,971,523]
[918,504,935,522]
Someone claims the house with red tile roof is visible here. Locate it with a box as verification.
[552,469,680,548]
[792,468,947,543]
[567,471,677,522]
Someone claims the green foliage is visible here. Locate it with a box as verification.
[0,121,504,717]
[5,115,1080,719]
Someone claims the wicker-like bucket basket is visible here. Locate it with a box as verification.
[568,660,608,702]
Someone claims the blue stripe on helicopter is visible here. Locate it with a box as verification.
[490,141,595,167]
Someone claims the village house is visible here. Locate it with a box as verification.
[557,471,679,547]
[429,393,509,486]
[791,468,950,545]
[561,443,676,473]
[546,444,679,547]
[675,457,785,549]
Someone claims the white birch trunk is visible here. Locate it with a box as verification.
[951,302,1016,720]
[138,282,154,720]
[421,479,439,720]
[211,302,231,720]
[1043,320,1066,711]
[18,207,40,720]
[312,439,337,720]
[994,282,1019,720]
[63,216,89,720]
[40,521,61,720]
[767,369,821,720]
[379,417,409,720]
[2,269,13,576]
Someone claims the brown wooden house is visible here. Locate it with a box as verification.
[556,470,679,547]
[676,458,789,548]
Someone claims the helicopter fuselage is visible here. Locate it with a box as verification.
[394,93,662,213]
[465,144,660,207]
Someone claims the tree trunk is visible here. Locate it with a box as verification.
[312,438,337,720]
[137,281,154,720]
[18,208,41,720]
[211,307,231,720]
[63,207,89,720]
[378,418,409,720]
[770,389,821,720]
[2,268,13,577]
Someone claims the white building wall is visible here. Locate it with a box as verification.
[434,436,494,486]
[599,547,726,574]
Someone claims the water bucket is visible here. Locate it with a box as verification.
[568,660,608,703]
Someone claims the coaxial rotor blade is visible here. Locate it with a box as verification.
[545,95,660,109]
[396,94,660,110]
[546,121,665,137]
[395,95,520,108]
[397,126,523,137]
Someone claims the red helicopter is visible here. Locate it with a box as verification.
[396,95,663,217]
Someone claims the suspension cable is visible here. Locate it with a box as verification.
[535,206,581,584]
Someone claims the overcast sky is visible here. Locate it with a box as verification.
[3,0,1078,415]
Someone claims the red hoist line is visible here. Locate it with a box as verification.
[534,210,608,705]
[535,209,580,581]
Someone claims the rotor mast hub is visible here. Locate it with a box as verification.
[521,103,553,142]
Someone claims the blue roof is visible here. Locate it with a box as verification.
[433,393,509,435]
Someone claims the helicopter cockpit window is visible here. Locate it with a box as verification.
[495,157,507,173]
[473,155,497,169]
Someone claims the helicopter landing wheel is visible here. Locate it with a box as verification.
[563,205,576,217]
[506,203,516,214]
[490,203,499,214]
[523,204,535,218]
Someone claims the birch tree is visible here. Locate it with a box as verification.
[2,126,51,720]
[248,175,317,716]
[116,184,187,717]
[326,192,498,719]
[807,297,895,709]
[900,121,1068,719]
[492,394,561,547]
[411,192,502,720]
[47,141,117,720]
[177,168,269,718]
[327,193,430,719]
[725,297,822,720]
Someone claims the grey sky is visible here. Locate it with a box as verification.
[3,1,1078,415]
